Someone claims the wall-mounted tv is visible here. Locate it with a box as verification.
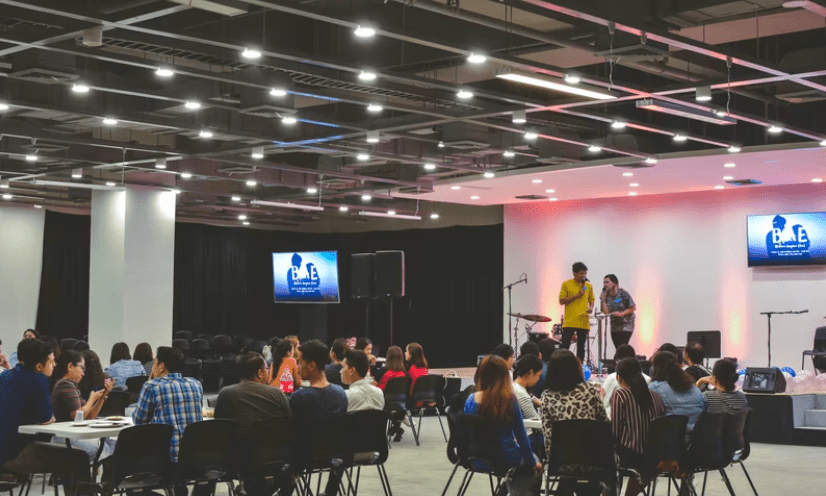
[747,212,826,267]
[272,251,340,303]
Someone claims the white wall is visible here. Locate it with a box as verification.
[504,183,826,370]
[0,205,45,354]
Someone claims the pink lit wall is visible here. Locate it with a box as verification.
[504,183,826,369]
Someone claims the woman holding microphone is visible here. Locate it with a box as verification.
[600,274,637,349]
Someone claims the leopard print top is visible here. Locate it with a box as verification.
[540,381,608,458]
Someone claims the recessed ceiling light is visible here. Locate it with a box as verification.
[155,68,174,78]
[503,150,515,158]
[34,204,42,208]
[357,153,370,161]
[467,53,487,64]
[673,134,687,142]
[611,121,626,129]
[424,163,436,170]
[630,183,639,187]
[723,176,733,180]
[0,103,8,111]
[563,74,580,84]
[184,101,201,110]
[270,88,288,97]
[251,146,264,159]
[199,130,213,138]
[354,25,376,38]
[545,189,555,193]
[457,90,474,99]
[628,191,638,196]
[241,47,262,59]
[438,141,445,148]
[246,179,257,187]
[307,187,318,194]
[813,178,824,183]
[430,213,440,219]
[588,145,602,152]
[387,210,396,215]
[243,221,250,226]
[155,158,167,169]
[714,185,725,190]
[25,154,38,162]
[820,140,826,147]
[181,172,192,179]
[102,118,118,125]
[645,157,657,165]
[2,194,11,200]
[484,172,495,178]
[622,172,633,177]
[470,196,480,200]
[512,110,526,124]
[106,181,116,187]
[524,132,538,140]
[532,179,542,184]
[549,198,558,202]
[695,86,712,102]
[724,162,736,168]
[71,83,90,93]
[768,125,783,134]
[358,71,377,81]
[172,188,182,194]
[367,104,383,112]
[451,186,461,190]
[366,131,380,143]
[714,110,727,117]
[728,145,741,153]
[361,194,372,201]
[231,196,241,202]
[339,206,349,212]
[238,214,247,220]
[282,116,298,125]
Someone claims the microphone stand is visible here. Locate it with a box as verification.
[503,275,527,347]
[760,309,808,367]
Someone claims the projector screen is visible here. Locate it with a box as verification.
[272,251,340,303]
[747,212,826,267]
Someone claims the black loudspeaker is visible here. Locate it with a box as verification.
[374,250,405,297]
[742,367,787,394]
[350,253,375,299]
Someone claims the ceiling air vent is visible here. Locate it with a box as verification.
[514,195,547,201]
[217,166,257,174]
[725,179,763,186]
[9,68,78,84]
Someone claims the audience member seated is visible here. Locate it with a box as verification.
[51,351,115,460]
[132,346,203,462]
[0,339,90,493]
[698,359,748,414]
[347,336,357,349]
[657,343,682,364]
[41,337,61,361]
[649,351,707,432]
[612,358,665,496]
[541,349,608,458]
[684,343,712,390]
[105,342,146,388]
[290,339,348,496]
[513,354,544,459]
[355,337,378,371]
[342,349,384,412]
[134,342,155,376]
[493,344,515,370]
[602,345,651,418]
[376,346,406,390]
[519,342,547,397]
[0,339,9,372]
[77,350,106,401]
[269,338,300,393]
[406,342,428,390]
[7,329,39,369]
[464,355,541,496]
[325,338,348,385]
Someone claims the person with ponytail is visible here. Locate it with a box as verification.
[698,359,748,414]
[649,351,707,431]
[612,358,665,495]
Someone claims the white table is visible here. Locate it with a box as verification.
[524,419,542,430]
[19,420,133,470]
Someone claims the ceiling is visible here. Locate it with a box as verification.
[0,0,826,228]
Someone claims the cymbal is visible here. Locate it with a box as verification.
[508,313,552,323]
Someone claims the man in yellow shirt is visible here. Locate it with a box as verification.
[558,262,594,361]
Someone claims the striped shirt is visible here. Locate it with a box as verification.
[512,382,540,420]
[704,389,748,415]
[611,387,665,453]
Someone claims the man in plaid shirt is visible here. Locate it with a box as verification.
[132,346,203,462]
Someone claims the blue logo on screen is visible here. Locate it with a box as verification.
[287,253,321,296]
[765,215,811,260]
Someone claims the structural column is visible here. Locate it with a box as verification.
[89,187,176,359]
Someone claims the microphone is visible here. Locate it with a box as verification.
[523,275,528,284]
[581,277,588,292]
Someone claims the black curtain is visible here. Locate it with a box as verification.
[173,223,503,367]
[35,211,90,340]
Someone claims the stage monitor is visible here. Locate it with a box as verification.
[272,251,340,303]
[747,212,826,267]
[686,331,721,359]
[742,367,786,394]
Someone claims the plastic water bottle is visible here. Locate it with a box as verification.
[74,410,84,423]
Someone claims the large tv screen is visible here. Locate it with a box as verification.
[272,251,340,303]
[747,212,826,267]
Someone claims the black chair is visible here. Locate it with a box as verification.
[346,410,393,496]
[248,340,266,354]
[181,359,202,381]
[441,377,462,414]
[442,414,510,496]
[0,482,17,496]
[802,326,826,373]
[545,419,617,496]
[60,338,79,352]
[382,377,413,443]
[99,391,132,417]
[295,414,355,496]
[213,335,234,357]
[221,356,240,387]
[729,409,758,496]
[172,339,191,357]
[197,334,215,347]
[409,375,448,443]
[201,358,222,393]
[82,424,175,496]
[74,341,90,352]
[174,331,193,342]
[176,420,238,495]
[233,417,296,496]
[637,415,687,495]
[708,409,753,496]
[125,376,149,403]
[189,339,211,360]
[683,413,729,496]
[233,335,252,354]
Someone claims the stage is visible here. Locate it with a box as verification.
[746,392,826,446]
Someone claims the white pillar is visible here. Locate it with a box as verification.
[89,187,176,364]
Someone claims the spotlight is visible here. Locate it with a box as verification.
[628,191,638,196]
[724,163,736,168]
[71,83,90,93]
[339,206,349,212]
[358,71,377,81]
[524,132,538,140]
[2,194,11,200]
[0,103,8,111]
[251,146,264,159]
[71,168,82,178]
[354,25,376,38]
[450,186,461,190]
[588,145,602,152]
[768,125,783,134]
[512,110,527,124]
[696,86,712,102]
[366,130,380,143]
[457,90,474,99]
[503,150,515,158]
[714,185,725,190]
[270,88,288,97]
[728,145,741,153]
[367,104,383,112]
[484,172,495,178]
[105,181,116,187]
[723,176,733,181]
[199,130,213,138]
[387,210,396,215]
[532,179,542,184]
[155,158,167,169]
[430,213,439,219]
[673,134,688,142]
[424,163,436,170]
[25,154,38,162]
[813,178,824,183]
[246,179,257,187]
[102,118,118,125]
[549,198,558,202]
[361,194,372,201]
[34,204,42,208]
[467,53,487,64]
[282,116,298,125]
[242,48,262,59]
[630,183,639,187]
[623,172,633,177]
[563,74,581,84]
[307,187,318,194]
[243,221,250,226]
[173,188,182,195]
[238,214,247,220]
[438,142,445,148]
[184,101,201,110]
[545,189,555,193]
[470,196,480,200]
[645,157,657,165]
[820,140,826,147]
[181,172,192,179]
[155,68,174,78]
[611,121,627,129]
[231,196,241,201]
[357,153,370,161]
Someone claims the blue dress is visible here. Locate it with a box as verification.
[464,393,536,469]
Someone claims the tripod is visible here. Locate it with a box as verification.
[760,309,808,367]
[504,274,527,346]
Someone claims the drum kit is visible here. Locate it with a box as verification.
[509,311,607,372]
